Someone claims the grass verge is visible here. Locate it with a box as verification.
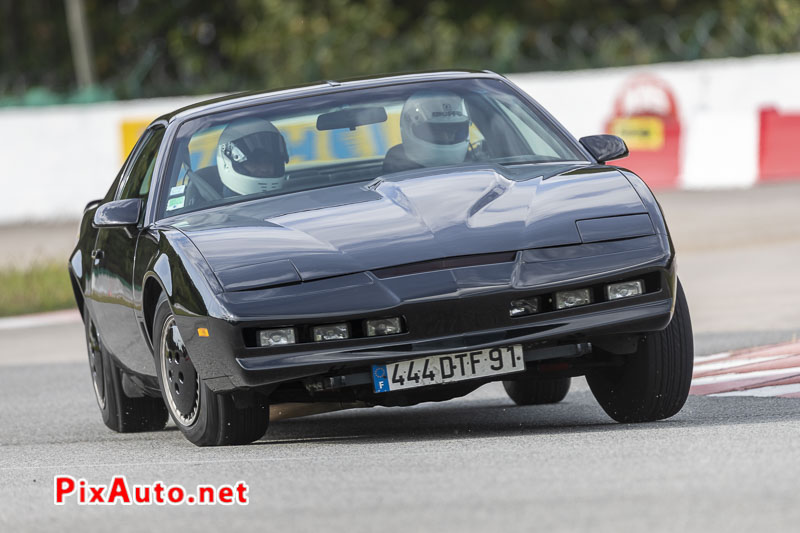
[0,261,75,317]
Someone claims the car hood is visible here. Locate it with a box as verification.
[169,164,649,291]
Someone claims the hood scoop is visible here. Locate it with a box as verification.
[180,165,647,290]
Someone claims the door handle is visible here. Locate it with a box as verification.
[91,249,104,264]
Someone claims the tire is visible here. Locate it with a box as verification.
[587,279,693,423]
[503,377,571,405]
[152,294,269,446]
[84,304,169,432]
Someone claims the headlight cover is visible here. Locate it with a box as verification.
[606,280,644,300]
[259,328,296,346]
[313,323,350,342]
[555,289,592,310]
[366,317,403,337]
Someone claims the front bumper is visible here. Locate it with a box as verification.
[176,234,676,392]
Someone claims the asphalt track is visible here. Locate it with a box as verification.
[2,183,800,532]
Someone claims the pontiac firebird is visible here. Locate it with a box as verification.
[69,71,693,446]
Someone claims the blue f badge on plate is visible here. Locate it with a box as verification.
[372,365,389,393]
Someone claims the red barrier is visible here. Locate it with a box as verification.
[605,75,681,190]
[759,108,800,181]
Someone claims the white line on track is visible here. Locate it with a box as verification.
[710,383,800,397]
[693,354,795,374]
[691,367,800,386]
[693,352,732,363]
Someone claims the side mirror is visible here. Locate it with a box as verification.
[93,198,142,228]
[579,134,629,163]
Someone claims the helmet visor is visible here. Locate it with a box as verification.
[411,120,469,145]
[223,131,286,178]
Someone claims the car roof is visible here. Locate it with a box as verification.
[157,70,505,125]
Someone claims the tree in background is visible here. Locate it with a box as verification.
[1,0,799,103]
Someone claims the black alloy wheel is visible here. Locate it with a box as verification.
[153,294,269,446]
[160,316,200,426]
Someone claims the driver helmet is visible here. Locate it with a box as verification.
[217,118,289,195]
[400,90,470,167]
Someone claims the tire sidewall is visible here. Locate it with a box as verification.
[83,304,115,426]
[587,279,693,422]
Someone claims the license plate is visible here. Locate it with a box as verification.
[372,345,524,393]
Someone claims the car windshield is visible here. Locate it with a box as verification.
[157,78,586,219]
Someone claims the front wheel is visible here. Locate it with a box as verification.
[153,294,269,446]
[587,279,694,423]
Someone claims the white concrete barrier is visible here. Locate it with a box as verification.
[2,53,800,224]
[0,96,204,223]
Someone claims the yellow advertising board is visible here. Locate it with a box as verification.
[121,108,482,167]
[609,116,665,151]
[120,118,153,161]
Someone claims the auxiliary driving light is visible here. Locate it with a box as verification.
[555,288,592,310]
[606,280,644,301]
[509,297,540,317]
[313,323,350,342]
[259,328,296,347]
[366,317,403,337]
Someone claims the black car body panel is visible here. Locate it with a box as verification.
[69,70,678,399]
[176,165,650,290]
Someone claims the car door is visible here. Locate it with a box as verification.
[90,126,165,375]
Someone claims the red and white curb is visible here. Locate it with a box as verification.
[691,341,800,398]
[0,309,81,331]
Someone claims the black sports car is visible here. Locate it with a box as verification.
[69,71,693,446]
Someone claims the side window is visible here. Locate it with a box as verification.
[118,127,165,201]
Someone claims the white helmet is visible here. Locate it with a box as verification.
[400,90,470,167]
[217,118,289,195]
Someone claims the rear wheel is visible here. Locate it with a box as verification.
[153,294,269,446]
[84,304,168,432]
[587,279,693,423]
[503,377,571,405]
